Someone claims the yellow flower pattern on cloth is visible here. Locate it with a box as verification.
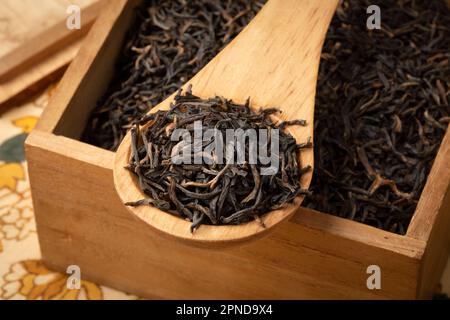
[12,116,38,134]
[0,163,24,191]
[1,260,103,300]
[0,85,138,300]
[0,186,34,245]
[0,114,38,253]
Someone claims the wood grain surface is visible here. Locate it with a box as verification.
[0,0,94,56]
[0,0,100,107]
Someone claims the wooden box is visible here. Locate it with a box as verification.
[25,0,450,299]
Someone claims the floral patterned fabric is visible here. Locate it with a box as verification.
[0,86,136,300]
[0,85,449,299]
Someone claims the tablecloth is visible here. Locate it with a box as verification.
[0,86,136,300]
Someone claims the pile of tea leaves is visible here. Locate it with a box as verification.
[125,88,311,232]
[82,0,267,150]
[302,0,450,234]
[82,0,450,235]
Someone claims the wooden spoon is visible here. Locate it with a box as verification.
[114,0,339,248]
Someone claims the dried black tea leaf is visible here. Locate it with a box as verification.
[82,0,450,235]
[303,0,450,234]
[82,0,267,150]
[125,89,310,232]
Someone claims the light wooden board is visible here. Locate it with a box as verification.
[0,0,94,57]
[408,124,450,298]
[0,0,100,107]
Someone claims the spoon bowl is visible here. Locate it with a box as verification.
[113,0,338,248]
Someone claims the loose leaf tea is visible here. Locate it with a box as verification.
[82,0,450,235]
[303,0,450,234]
[125,88,310,232]
[82,0,267,150]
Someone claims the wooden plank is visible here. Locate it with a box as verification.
[0,0,95,57]
[407,127,450,240]
[417,189,450,298]
[0,1,102,82]
[37,0,137,136]
[0,39,78,107]
[0,0,101,107]
[26,130,424,299]
[407,126,450,298]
